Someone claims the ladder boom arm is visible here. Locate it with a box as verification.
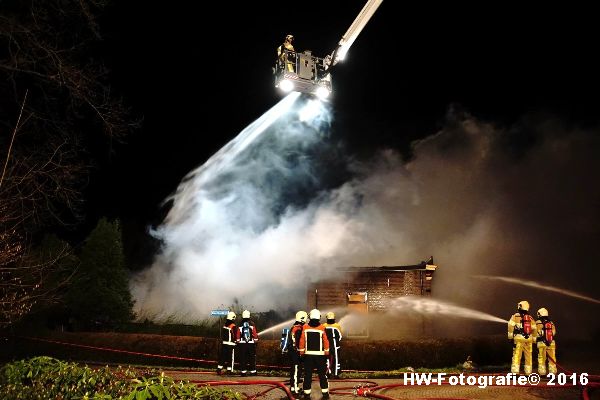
[329,0,383,67]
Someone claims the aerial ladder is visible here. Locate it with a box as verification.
[274,0,384,99]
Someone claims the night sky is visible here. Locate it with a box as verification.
[87,2,600,269]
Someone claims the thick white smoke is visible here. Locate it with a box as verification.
[131,94,347,320]
[132,101,600,338]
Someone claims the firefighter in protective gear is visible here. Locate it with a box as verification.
[236,310,259,376]
[535,307,557,375]
[283,311,308,396]
[217,311,237,375]
[507,300,537,374]
[323,311,343,378]
[299,309,330,399]
[277,34,296,72]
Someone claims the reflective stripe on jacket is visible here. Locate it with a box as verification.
[222,323,237,346]
[299,323,330,356]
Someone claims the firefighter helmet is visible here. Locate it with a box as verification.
[296,310,308,323]
[286,34,294,41]
[242,310,251,319]
[226,311,236,321]
[309,309,321,320]
[537,307,549,318]
[517,300,530,312]
[326,312,335,320]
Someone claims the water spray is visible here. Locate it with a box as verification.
[260,305,348,337]
[162,92,301,227]
[389,296,506,324]
[474,275,600,305]
[258,318,296,337]
[132,92,338,320]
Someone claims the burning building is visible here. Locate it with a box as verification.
[306,257,437,337]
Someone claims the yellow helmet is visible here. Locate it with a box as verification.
[517,300,530,312]
[286,34,294,41]
[326,312,335,320]
[226,311,236,320]
[537,307,549,318]
[242,310,251,319]
[296,311,308,323]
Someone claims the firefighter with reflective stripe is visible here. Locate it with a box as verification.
[535,307,557,375]
[283,311,307,396]
[508,300,537,374]
[323,311,343,379]
[277,34,296,72]
[217,311,237,375]
[236,310,259,376]
[299,309,330,399]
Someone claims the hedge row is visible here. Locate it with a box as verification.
[2,332,508,370]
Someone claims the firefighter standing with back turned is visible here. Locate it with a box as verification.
[283,311,308,397]
[236,310,259,376]
[299,309,330,399]
[217,311,237,375]
[507,300,537,374]
[323,311,343,379]
[535,307,557,375]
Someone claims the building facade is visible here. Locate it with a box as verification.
[306,258,438,337]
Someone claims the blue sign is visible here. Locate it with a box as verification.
[210,310,230,316]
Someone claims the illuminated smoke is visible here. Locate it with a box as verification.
[132,102,600,338]
[131,93,340,320]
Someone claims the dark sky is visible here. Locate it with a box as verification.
[88,1,600,265]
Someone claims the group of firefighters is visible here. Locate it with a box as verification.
[217,308,342,399]
[508,300,558,376]
[282,309,343,398]
[217,300,557,397]
[216,309,259,376]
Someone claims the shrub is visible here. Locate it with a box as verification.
[0,356,140,399]
[0,356,242,399]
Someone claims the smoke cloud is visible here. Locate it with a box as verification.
[132,99,600,339]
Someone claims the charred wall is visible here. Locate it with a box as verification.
[307,267,435,311]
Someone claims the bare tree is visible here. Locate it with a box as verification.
[0,0,136,327]
[0,91,84,326]
[0,0,134,139]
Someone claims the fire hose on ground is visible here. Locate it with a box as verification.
[8,335,600,400]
